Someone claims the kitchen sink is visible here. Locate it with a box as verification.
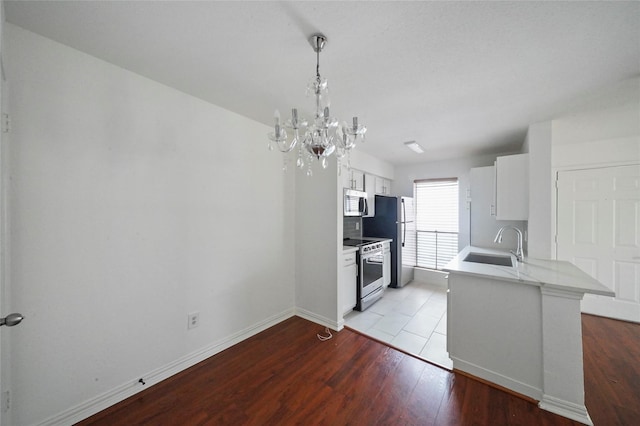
[463,252,513,267]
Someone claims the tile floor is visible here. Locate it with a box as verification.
[344,280,453,369]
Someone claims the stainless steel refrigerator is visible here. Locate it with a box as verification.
[363,195,416,288]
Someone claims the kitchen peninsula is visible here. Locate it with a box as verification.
[444,246,614,425]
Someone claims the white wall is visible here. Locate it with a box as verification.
[294,158,340,329]
[290,144,393,330]
[5,23,295,425]
[552,77,639,168]
[524,121,553,258]
[552,97,640,168]
[525,77,640,260]
[349,148,394,181]
[393,153,519,251]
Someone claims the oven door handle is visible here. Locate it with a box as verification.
[363,254,383,264]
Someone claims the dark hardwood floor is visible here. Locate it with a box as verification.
[77,314,639,425]
[582,314,640,425]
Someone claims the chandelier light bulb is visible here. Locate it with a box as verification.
[274,109,281,137]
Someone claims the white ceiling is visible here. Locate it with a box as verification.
[5,1,640,165]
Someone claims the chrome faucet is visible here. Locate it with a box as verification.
[494,226,524,262]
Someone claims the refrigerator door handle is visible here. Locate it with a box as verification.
[401,199,406,247]
[402,225,406,247]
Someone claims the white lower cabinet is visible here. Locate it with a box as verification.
[382,242,391,287]
[341,251,358,315]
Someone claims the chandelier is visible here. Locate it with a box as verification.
[268,33,367,176]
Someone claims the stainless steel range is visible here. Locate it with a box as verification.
[343,239,384,311]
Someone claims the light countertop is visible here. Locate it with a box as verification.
[361,237,393,243]
[443,245,615,297]
[342,237,391,254]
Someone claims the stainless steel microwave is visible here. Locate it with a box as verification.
[344,189,368,217]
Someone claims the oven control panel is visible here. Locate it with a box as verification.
[361,242,383,254]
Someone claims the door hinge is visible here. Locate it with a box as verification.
[2,113,10,133]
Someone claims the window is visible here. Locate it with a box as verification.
[414,178,459,270]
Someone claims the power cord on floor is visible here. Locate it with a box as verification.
[317,327,333,341]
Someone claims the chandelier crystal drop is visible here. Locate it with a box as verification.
[268,33,367,175]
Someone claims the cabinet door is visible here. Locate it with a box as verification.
[471,166,524,248]
[375,177,391,195]
[375,177,384,194]
[342,263,358,315]
[495,154,529,220]
[383,250,391,287]
[352,170,365,191]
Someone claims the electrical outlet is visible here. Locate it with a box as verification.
[355,222,360,230]
[187,312,200,329]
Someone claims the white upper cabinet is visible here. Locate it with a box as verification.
[342,167,391,197]
[494,153,529,220]
[375,176,391,195]
[344,169,365,191]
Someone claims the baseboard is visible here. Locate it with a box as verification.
[413,268,448,288]
[539,394,593,425]
[451,356,542,402]
[36,308,296,426]
[294,307,342,331]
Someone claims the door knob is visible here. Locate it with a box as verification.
[0,313,24,327]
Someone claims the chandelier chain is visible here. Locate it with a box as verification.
[316,48,321,83]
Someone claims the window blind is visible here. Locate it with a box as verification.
[414,178,459,270]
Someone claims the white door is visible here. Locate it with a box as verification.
[557,164,640,323]
[0,67,9,425]
[0,72,4,426]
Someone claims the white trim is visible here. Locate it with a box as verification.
[294,307,342,332]
[413,268,448,288]
[540,286,585,300]
[450,356,543,402]
[35,308,296,426]
[551,170,558,260]
[539,394,593,426]
[0,33,11,426]
[553,160,639,173]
